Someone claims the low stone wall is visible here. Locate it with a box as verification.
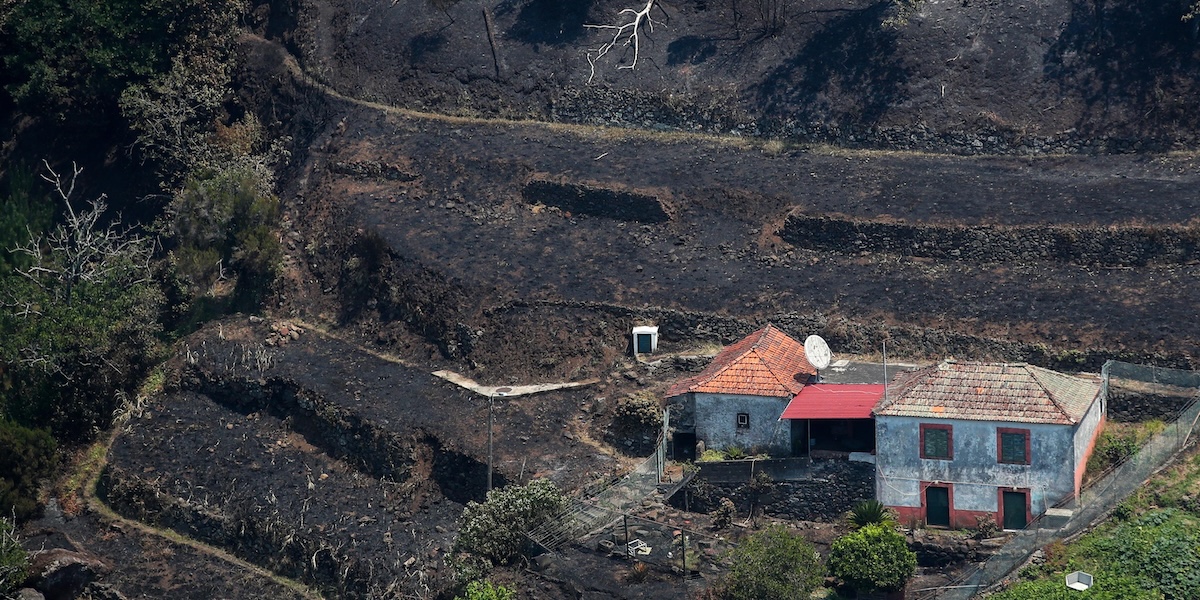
[1108,390,1198,422]
[693,458,812,483]
[490,298,1197,373]
[908,534,1003,568]
[780,213,1200,267]
[670,460,875,522]
[522,179,671,223]
[187,369,500,500]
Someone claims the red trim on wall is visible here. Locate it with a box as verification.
[1075,412,1107,498]
[996,427,1032,465]
[890,501,993,530]
[919,423,954,460]
[997,487,1032,530]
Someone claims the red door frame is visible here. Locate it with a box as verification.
[997,487,1032,530]
[921,481,954,528]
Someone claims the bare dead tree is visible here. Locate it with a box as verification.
[585,0,668,83]
[11,161,154,307]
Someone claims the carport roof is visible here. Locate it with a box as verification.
[780,384,883,420]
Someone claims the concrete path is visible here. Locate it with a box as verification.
[431,370,599,397]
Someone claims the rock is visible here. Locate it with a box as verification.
[83,582,127,600]
[28,549,109,600]
[17,590,45,600]
[531,554,555,571]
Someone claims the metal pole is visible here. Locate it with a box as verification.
[487,387,512,494]
[624,515,629,556]
[487,392,494,492]
[681,533,687,579]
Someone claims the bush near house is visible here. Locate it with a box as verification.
[713,525,823,600]
[453,479,565,566]
[827,524,917,594]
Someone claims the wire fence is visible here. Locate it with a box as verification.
[919,361,1200,600]
[525,410,673,553]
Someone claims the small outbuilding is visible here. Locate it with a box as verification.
[666,325,816,457]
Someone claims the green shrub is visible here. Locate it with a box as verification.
[827,524,917,593]
[610,393,662,438]
[453,479,565,567]
[167,166,281,311]
[973,514,1000,539]
[715,525,822,600]
[848,500,892,529]
[724,446,747,461]
[0,421,57,520]
[712,497,736,530]
[698,449,727,462]
[454,580,514,600]
[0,516,28,594]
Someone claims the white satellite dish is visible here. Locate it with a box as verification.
[805,335,832,370]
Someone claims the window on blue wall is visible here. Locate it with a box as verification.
[736,413,750,429]
[998,428,1030,464]
[920,424,953,460]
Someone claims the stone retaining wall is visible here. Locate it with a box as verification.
[522,179,670,223]
[670,460,875,522]
[780,213,1200,267]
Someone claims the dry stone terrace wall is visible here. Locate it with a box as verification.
[187,369,502,501]
[522,179,671,223]
[780,213,1200,267]
[100,391,460,599]
[670,460,875,522]
[490,299,1196,372]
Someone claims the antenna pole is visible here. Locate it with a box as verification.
[883,340,888,405]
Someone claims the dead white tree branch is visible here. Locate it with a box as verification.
[13,161,154,306]
[585,0,664,84]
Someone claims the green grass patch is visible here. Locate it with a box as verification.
[1083,420,1166,485]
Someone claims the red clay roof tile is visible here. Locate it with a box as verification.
[875,361,1102,425]
[666,325,816,398]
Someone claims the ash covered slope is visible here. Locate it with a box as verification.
[284,0,1200,151]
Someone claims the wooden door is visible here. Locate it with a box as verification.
[926,486,950,527]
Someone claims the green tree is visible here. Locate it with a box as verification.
[0,515,29,594]
[715,525,823,600]
[0,163,161,441]
[827,523,917,594]
[0,422,57,520]
[166,165,282,312]
[2,0,241,112]
[0,164,54,273]
[453,479,565,566]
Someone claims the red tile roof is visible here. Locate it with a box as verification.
[781,384,883,420]
[665,325,816,398]
[875,361,1102,425]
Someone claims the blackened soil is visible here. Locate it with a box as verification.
[183,319,627,492]
[105,390,457,598]
[277,93,1200,382]
[21,509,311,599]
[282,0,1200,151]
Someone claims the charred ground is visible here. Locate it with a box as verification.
[14,0,1200,598]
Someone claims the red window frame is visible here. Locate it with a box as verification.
[920,424,953,460]
[997,427,1032,465]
